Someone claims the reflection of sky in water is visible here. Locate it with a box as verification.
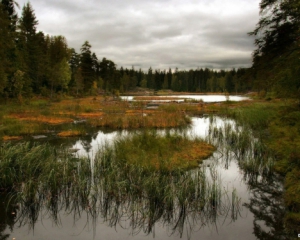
[68,116,255,239]
[6,116,262,240]
[73,131,122,159]
[121,95,249,102]
[73,116,251,205]
[73,116,236,158]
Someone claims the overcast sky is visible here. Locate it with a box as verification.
[17,0,260,71]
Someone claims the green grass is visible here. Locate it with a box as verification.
[111,130,215,171]
[220,99,300,234]
[0,141,239,235]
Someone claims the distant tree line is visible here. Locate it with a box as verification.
[1,0,299,100]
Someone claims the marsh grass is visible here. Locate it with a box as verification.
[158,103,199,113]
[91,112,191,129]
[207,117,274,180]
[0,97,195,138]
[92,141,240,236]
[109,131,215,170]
[0,139,240,237]
[206,100,300,234]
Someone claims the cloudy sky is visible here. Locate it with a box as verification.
[17,0,260,71]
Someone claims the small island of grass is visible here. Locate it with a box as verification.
[111,131,215,171]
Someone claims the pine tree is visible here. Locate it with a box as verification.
[0,0,18,96]
[47,36,70,97]
[80,41,95,93]
[250,0,300,97]
[99,57,116,91]
[1,0,18,31]
[17,2,39,95]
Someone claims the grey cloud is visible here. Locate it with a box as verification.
[17,0,260,71]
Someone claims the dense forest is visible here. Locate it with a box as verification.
[0,0,299,99]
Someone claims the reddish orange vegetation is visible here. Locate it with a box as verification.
[136,141,215,171]
[171,142,215,164]
[8,114,73,124]
[57,130,83,137]
[4,95,252,137]
[77,112,104,118]
[125,109,156,114]
[2,136,23,141]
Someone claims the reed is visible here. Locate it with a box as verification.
[0,140,242,237]
[207,116,274,179]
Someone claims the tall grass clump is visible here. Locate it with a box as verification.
[212,100,300,234]
[0,137,241,237]
[108,130,215,171]
[92,140,240,236]
[227,102,277,137]
[207,116,274,180]
[0,142,89,191]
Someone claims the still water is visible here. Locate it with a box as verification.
[1,117,286,240]
[120,95,249,102]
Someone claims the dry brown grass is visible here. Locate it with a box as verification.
[8,114,73,124]
[114,132,215,171]
[156,141,215,170]
[2,136,23,141]
[2,96,212,137]
[57,130,84,137]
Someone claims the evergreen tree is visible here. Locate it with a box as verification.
[167,68,172,89]
[250,0,300,97]
[0,0,19,96]
[46,36,70,96]
[80,41,94,93]
[147,67,154,89]
[1,0,18,31]
[69,48,80,92]
[17,2,39,95]
[99,57,117,91]
[162,74,168,89]
[0,4,11,94]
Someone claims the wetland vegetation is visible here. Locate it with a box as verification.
[1,0,300,238]
[0,97,298,239]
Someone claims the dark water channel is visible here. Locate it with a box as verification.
[0,117,289,240]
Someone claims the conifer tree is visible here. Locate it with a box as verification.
[80,41,95,93]
[17,2,39,95]
[250,0,300,97]
[0,0,18,96]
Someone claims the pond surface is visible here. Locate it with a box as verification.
[120,95,249,102]
[1,117,287,240]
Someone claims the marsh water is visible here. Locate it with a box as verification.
[120,95,249,102]
[0,98,288,240]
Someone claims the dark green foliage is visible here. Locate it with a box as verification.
[0,0,255,98]
[1,0,299,98]
[99,57,118,91]
[250,0,300,99]
[80,41,94,92]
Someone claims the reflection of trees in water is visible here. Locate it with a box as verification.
[207,118,291,240]
[0,193,19,240]
[80,139,92,153]
[0,116,292,239]
[1,166,242,239]
[243,174,290,240]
